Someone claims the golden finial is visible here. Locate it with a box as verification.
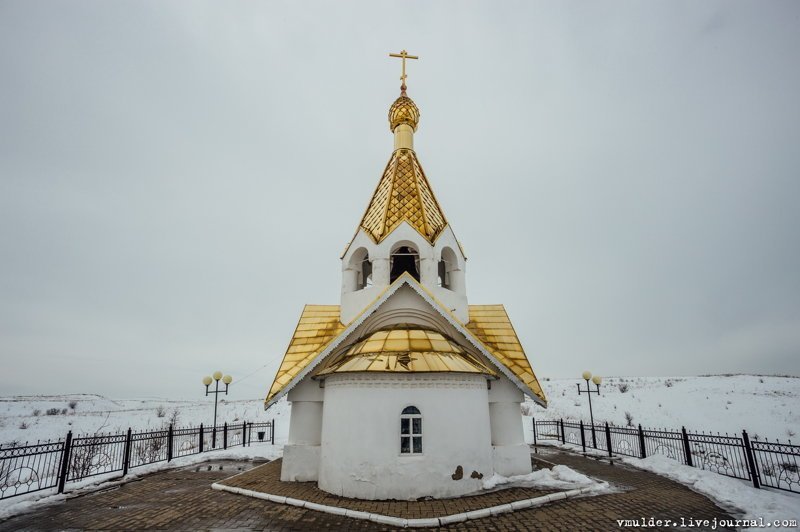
[389,49,419,93]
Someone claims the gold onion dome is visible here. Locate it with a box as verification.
[388,90,420,131]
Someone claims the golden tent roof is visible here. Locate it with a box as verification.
[358,148,448,245]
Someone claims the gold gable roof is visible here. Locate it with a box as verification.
[466,305,547,405]
[359,148,447,245]
[265,305,344,403]
[265,303,546,406]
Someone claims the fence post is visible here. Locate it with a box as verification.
[532,417,537,446]
[604,423,612,458]
[247,423,252,446]
[242,421,247,447]
[579,420,586,453]
[559,418,565,444]
[199,424,204,453]
[122,428,132,476]
[681,426,693,467]
[57,431,73,494]
[223,422,228,450]
[271,419,275,445]
[167,424,173,462]
[742,430,761,489]
[638,424,646,459]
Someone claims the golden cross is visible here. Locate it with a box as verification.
[389,49,419,88]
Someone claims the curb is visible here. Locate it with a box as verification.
[211,482,602,528]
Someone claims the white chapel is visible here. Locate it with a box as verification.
[264,53,547,501]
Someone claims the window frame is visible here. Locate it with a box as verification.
[399,405,423,456]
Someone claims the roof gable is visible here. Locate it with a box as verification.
[265,275,547,408]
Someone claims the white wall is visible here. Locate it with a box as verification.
[318,373,493,500]
[487,376,531,476]
[282,378,324,481]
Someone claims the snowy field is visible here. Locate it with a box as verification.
[1,374,796,447]
[525,374,799,443]
[0,395,289,447]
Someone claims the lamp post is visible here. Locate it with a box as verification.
[203,371,233,448]
[577,370,602,448]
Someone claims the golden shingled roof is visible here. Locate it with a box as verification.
[465,305,546,404]
[314,326,497,377]
[265,305,546,405]
[359,148,447,245]
[265,305,344,403]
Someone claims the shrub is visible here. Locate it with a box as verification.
[19,421,28,429]
[61,408,67,415]
[624,412,634,427]
[68,400,77,410]
[155,405,166,418]
[618,383,629,393]
[168,408,180,427]
[46,408,60,415]
[33,409,41,416]
[664,380,673,387]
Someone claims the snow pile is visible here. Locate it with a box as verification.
[624,454,799,524]
[482,464,607,492]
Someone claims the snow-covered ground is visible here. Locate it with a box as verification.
[536,442,799,526]
[1,374,796,447]
[0,375,797,524]
[523,375,799,443]
[0,394,290,446]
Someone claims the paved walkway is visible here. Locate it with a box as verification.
[217,459,558,519]
[0,448,736,531]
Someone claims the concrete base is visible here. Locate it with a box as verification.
[280,445,320,481]
[492,443,533,477]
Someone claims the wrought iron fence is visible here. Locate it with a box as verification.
[0,440,63,499]
[533,417,800,495]
[0,419,274,501]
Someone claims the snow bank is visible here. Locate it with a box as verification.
[482,464,608,492]
[623,454,799,524]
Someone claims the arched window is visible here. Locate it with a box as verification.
[400,406,422,454]
[351,248,372,290]
[437,247,458,290]
[390,246,420,283]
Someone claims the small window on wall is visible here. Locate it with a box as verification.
[400,406,422,454]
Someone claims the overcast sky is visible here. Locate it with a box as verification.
[1,1,799,403]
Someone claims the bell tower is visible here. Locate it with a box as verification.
[340,51,468,324]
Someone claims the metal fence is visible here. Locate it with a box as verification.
[533,418,799,494]
[0,419,274,501]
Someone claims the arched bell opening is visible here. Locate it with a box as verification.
[437,247,459,290]
[390,245,420,283]
[350,248,373,290]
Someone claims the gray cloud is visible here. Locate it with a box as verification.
[1,0,798,400]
